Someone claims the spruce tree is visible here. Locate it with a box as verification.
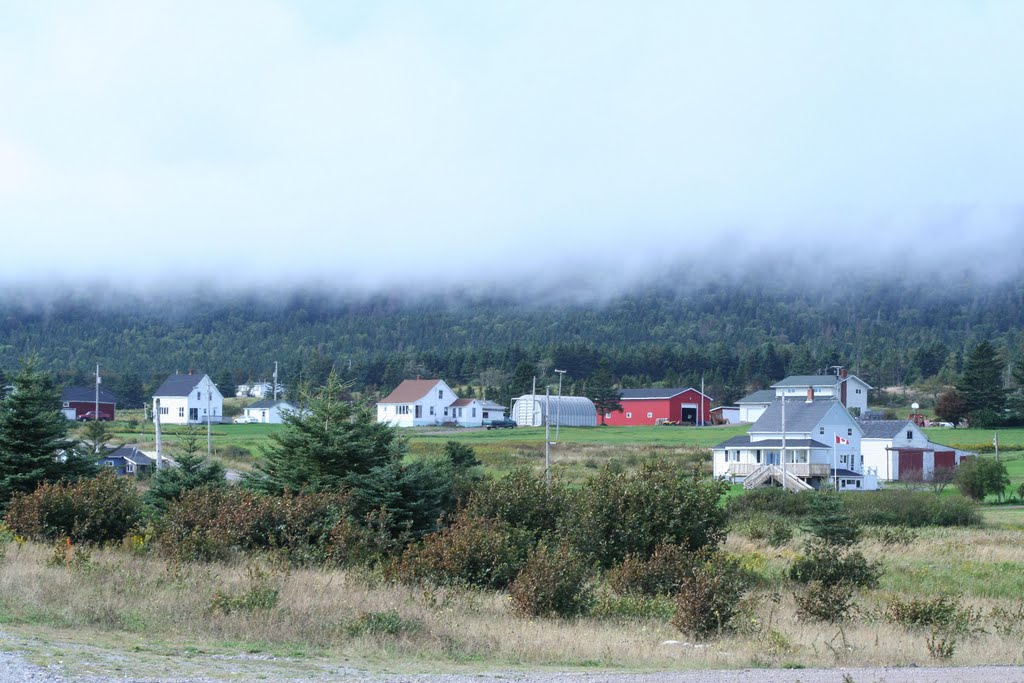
[803,489,861,545]
[244,371,402,494]
[957,340,1006,426]
[145,452,226,512]
[589,360,622,425]
[0,357,96,509]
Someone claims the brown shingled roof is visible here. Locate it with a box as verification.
[379,379,445,404]
[449,398,476,407]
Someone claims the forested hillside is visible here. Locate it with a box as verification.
[1,275,1023,408]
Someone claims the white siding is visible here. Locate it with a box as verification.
[377,380,457,427]
[153,375,224,425]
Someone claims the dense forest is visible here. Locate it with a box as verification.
[1,274,1023,410]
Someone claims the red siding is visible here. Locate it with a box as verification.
[897,449,924,480]
[603,389,712,426]
[934,451,956,471]
[66,400,116,420]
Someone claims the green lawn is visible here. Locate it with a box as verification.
[407,424,749,448]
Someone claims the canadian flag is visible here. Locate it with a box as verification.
[835,435,850,445]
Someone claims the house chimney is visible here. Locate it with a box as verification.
[806,387,814,403]
[840,369,848,407]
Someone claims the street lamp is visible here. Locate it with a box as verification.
[554,369,566,442]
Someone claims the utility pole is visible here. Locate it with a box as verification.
[273,361,279,402]
[206,378,213,456]
[781,397,787,491]
[532,375,537,427]
[94,364,101,453]
[554,369,566,442]
[544,384,551,487]
[154,398,163,470]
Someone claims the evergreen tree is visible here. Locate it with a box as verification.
[444,441,481,469]
[0,357,97,509]
[511,361,536,396]
[589,360,621,425]
[244,371,402,494]
[112,371,146,409]
[214,370,237,400]
[144,452,226,512]
[802,490,861,545]
[957,340,1006,426]
[81,419,113,454]
[346,458,453,537]
[1008,357,1024,425]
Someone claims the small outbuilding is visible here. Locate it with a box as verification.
[603,388,714,426]
[62,386,118,421]
[243,399,297,424]
[510,394,597,427]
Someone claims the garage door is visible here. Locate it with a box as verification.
[898,449,924,480]
[934,451,956,471]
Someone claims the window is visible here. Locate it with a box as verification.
[820,427,825,435]
[444,408,448,416]
[196,391,201,400]
[855,388,862,394]
[755,449,762,463]
[483,411,489,418]
[847,428,853,436]
[472,408,476,417]
[626,412,632,419]
[188,408,198,421]
[63,401,70,408]
[397,405,410,415]
[907,430,913,440]
[415,405,422,418]
[647,412,653,418]
[429,406,435,416]
[178,407,185,418]
[159,406,169,416]
[438,390,443,399]
[605,412,611,418]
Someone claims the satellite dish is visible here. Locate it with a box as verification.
[911,402,920,411]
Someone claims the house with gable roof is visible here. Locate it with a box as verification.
[771,371,872,415]
[603,387,713,426]
[242,399,298,424]
[857,418,975,482]
[713,392,879,492]
[376,379,458,427]
[152,372,224,425]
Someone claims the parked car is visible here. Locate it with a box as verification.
[485,418,517,430]
[77,411,112,422]
[233,415,259,424]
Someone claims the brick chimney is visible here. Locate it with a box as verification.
[806,387,814,403]
[840,369,848,407]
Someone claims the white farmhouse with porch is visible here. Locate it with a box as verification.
[713,393,878,491]
[152,373,224,425]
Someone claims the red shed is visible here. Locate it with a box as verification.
[61,386,118,421]
[604,388,714,426]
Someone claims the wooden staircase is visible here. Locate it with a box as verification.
[742,465,813,492]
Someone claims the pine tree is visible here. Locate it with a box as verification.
[244,371,402,494]
[144,452,226,512]
[957,340,1006,426]
[803,490,861,545]
[589,360,621,425]
[0,357,97,509]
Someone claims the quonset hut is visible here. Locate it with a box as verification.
[510,394,598,427]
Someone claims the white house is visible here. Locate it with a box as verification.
[736,390,775,423]
[713,396,878,492]
[152,373,224,425]
[243,399,297,424]
[857,419,974,482]
[377,379,458,427]
[771,371,872,415]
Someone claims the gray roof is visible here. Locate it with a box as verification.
[479,400,506,410]
[831,468,861,478]
[105,446,153,466]
[619,387,711,400]
[247,399,292,409]
[751,398,842,433]
[856,419,915,439]
[714,435,831,449]
[772,375,843,388]
[737,389,776,404]
[153,373,206,397]
[62,386,118,404]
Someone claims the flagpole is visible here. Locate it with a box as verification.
[833,433,838,490]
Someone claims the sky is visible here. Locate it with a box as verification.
[1,1,1023,294]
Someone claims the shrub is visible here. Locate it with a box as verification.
[155,487,353,563]
[671,552,754,639]
[607,543,698,597]
[794,580,855,623]
[956,458,1010,502]
[727,488,814,518]
[561,459,729,568]
[886,595,977,634]
[395,512,532,589]
[738,513,794,546]
[926,629,956,660]
[872,525,919,546]
[842,490,980,527]
[508,543,594,618]
[464,468,566,541]
[788,541,881,589]
[4,471,142,544]
[589,592,676,621]
[345,611,421,638]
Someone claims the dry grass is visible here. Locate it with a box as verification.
[3,535,1024,672]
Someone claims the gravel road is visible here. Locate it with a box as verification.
[3,648,1024,683]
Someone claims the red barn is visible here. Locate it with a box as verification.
[604,388,714,426]
[61,386,118,421]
